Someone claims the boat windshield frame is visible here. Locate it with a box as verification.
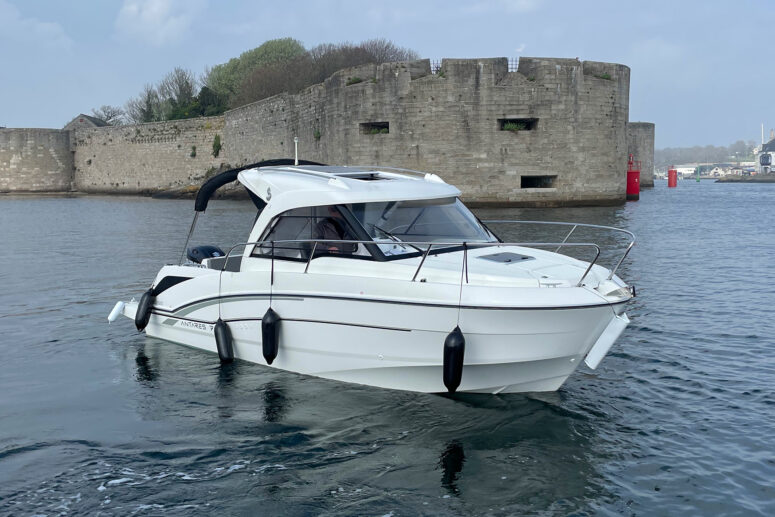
[250,197,498,262]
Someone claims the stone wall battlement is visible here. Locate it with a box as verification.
[1,56,653,206]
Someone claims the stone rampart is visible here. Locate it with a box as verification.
[4,56,653,206]
[72,116,226,193]
[0,128,74,192]
[627,122,655,187]
[224,57,632,206]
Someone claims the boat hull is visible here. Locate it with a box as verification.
[137,295,625,394]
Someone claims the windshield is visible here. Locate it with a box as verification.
[345,197,496,257]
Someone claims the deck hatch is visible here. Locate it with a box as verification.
[478,252,533,264]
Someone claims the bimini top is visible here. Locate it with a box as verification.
[238,165,461,208]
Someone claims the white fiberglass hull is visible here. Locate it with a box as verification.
[120,259,630,394]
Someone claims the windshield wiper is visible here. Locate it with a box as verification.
[373,224,422,252]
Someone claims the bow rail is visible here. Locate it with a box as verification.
[213,239,603,287]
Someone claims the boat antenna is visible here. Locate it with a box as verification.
[294,136,299,165]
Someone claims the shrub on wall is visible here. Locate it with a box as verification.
[502,121,527,131]
[190,145,197,158]
[212,134,222,157]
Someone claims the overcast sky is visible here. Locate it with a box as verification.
[1,0,772,148]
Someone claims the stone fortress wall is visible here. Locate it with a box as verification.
[627,122,655,188]
[0,57,654,206]
[0,129,74,192]
[72,116,225,193]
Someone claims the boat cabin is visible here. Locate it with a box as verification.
[192,163,497,270]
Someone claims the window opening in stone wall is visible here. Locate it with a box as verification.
[360,122,389,135]
[499,118,538,131]
[521,175,556,188]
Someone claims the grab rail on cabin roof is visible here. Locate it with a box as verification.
[348,165,429,177]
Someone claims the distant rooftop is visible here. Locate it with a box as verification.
[63,114,109,130]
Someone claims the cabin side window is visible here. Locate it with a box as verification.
[252,205,363,260]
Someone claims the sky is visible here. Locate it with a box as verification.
[1,0,773,149]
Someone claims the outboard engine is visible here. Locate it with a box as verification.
[187,245,226,264]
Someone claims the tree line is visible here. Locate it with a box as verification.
[655,140,757,169]
[90,38,418,126]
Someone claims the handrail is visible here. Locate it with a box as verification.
[555,224,577,253]
[348,165,429,177]
[216,238,603,287]
[481,220,635,280]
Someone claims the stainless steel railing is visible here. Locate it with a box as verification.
[481,220,635,281]
[214,237,605,287]
[200,221,634,318]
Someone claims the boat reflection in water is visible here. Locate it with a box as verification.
[438,440,466,495]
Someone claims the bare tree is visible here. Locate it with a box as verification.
[158,67,196,107]
[232,54,314,107]
[360,38,419,63]
[124,84,162,124]
[308,43,373,83]
[91,105,126,125]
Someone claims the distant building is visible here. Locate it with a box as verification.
[63,114,109,130]
[758,138,774,174]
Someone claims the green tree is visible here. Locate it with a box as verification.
[197,86,227,116]
[203,38,306,105]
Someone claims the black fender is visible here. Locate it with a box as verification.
[214,318,234,363]
[443,326,466,393]
[262,308,281,365]
[134,288,155,331]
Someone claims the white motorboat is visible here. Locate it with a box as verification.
[109,159,635,394]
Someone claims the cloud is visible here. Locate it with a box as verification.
[0,0,73,51]
[515,43,526,53]
[115,0,206,46]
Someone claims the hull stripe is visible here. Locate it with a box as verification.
[151,311,412,332]
[154,292,627,315]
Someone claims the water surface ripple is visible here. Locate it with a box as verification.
[1,182,773,515]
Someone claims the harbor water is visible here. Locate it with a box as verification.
[1,181,773,515]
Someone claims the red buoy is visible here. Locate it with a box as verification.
[626,154,640,201]
[668,166,677,188]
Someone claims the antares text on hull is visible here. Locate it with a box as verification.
[109,159,635,394]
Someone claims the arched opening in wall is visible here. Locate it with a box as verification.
[521,175,556,188]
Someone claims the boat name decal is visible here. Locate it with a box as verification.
[179,320,214,331]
